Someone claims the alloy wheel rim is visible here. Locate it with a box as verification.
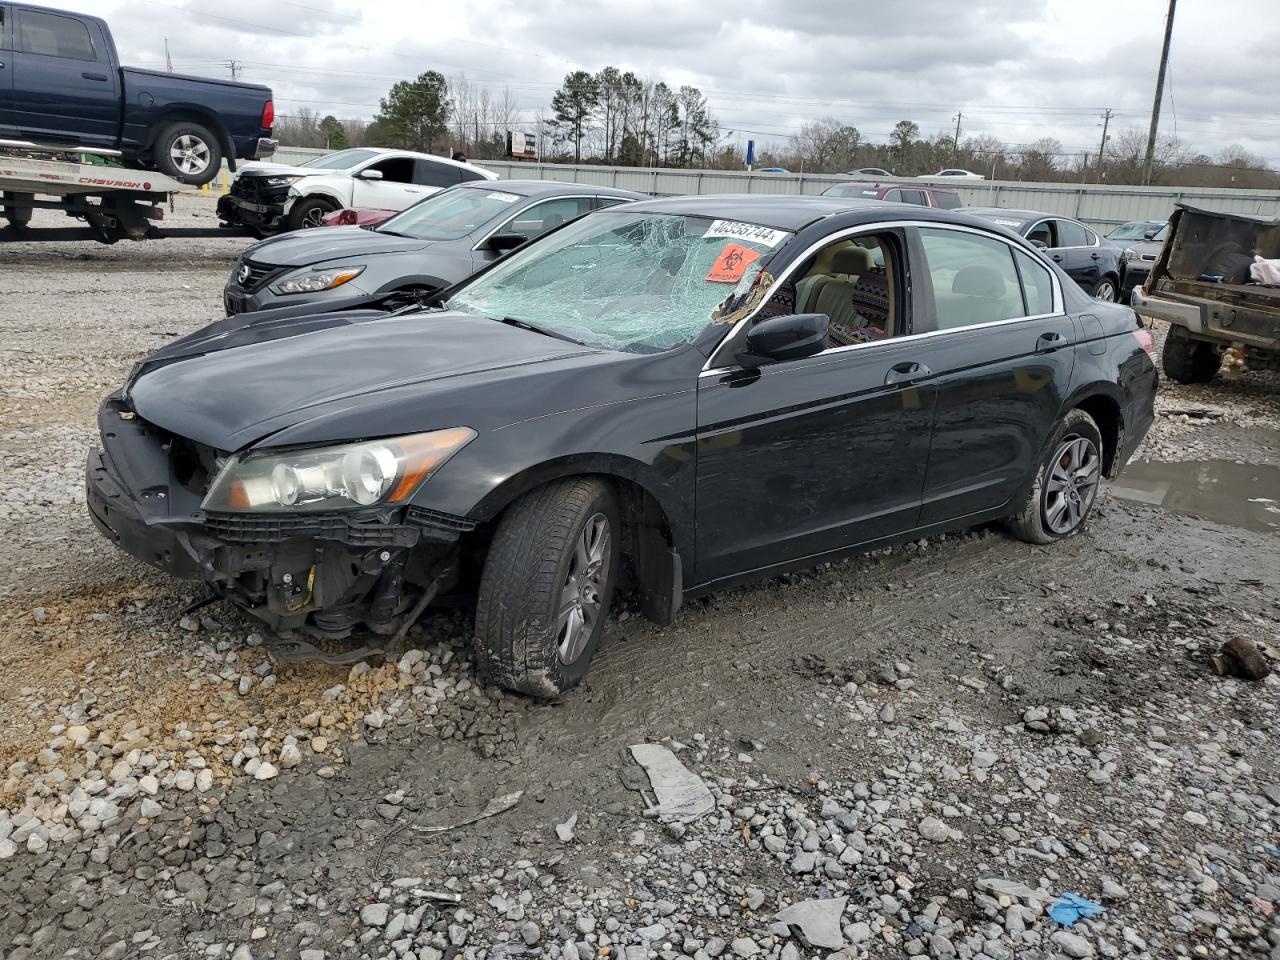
[170,135,211,176]
[1043,434,1101,534]
[301,207,326,227]
[556,512,611,665]
[1095,281,1116,301]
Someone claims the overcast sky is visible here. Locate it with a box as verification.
[85,0,1280,165]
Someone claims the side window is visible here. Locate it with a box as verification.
[17,9,96,59]
[595,196,631,209]
[1015,249,1055,315]
[882,189,902,202]
[1026,221,1055,247]
[458,168,488,183]
[414,160,464,188]
[757,233,900,348]
[500,197,594,239]
[898,189,928,206]
[919,228,1026,330]
[934,191,962,210]
[1082,227,1098,246]
[364,157,415,184]
[1055,219,1088,248]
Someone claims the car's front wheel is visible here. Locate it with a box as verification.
[288,197,339,230]
[1007,408,1104,544]
[473,478,620,697]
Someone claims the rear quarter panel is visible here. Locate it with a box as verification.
[120,68,271,155]
[1068,302,1157,471]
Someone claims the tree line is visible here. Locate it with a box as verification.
[274,72,1277,189]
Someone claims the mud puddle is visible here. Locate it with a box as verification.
[1108,459,1280,534]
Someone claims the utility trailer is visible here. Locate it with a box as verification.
[0,143,234,244]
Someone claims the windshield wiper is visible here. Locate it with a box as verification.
[492,315,584,345]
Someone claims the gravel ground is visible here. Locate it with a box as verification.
[1,196,1278,960]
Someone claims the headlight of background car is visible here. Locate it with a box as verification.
[270,265,365,295]
[202,428,475,513]
[1121,247,1136,262]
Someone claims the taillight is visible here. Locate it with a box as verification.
[261,100,274,130]
[1133,327,1154,357]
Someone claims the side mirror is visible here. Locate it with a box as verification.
[1143,229,1159,240]
[486,232,527,252]
[1028,238,1047,249]
[738,313,829,366]
[357,168,384,180]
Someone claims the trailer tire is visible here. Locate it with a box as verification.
[153,121,223,186]
[1162,325,1219,384]
[2,192,33,228]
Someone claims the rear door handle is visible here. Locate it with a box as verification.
[1051,254,1064,262]
[1090,252,1101,260]
[1037,331,1067,351]
[82,71,108,81]
[884,361,931,385]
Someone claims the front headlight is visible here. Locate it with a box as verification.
[1121,247,1136,261]
[265,175,302,187]
[270,265,365,295]
[202,428,476,513]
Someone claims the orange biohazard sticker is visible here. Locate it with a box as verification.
[705,243,761,283]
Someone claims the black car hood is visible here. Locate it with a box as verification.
[245,226,432,267]
[127,311,603,451]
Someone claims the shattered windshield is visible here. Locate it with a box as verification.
[378,187,523,241]
[447,210,792,353]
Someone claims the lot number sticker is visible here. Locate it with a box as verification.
[705,243,762,283]
[704,220,788,247]
[487,192,521,203]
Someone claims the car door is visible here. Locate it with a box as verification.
[903,226,1077,525]
[1048,218,1099,292]
[693,228,937,584]
[7,7,118,145]
[475,195,595,265]
[350,155,425,210]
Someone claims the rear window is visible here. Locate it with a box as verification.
[17,9,96,60]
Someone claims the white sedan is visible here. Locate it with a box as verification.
[920,168,986,180]
[217,147,498,234]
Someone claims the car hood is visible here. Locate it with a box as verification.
[234,161,333,179]
[243,226,432,267]
[1127,239,1163,257]
[126,311,603,451]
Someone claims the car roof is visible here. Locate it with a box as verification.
[619,194,887,231]
[963,208,1081,226]
[457,179,644,200]
[353,147,494,176]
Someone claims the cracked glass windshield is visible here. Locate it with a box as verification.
[447,210,793,353]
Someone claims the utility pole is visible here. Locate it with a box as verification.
[1095,108,1113,183]
[225,60,241,80]
[952,112,963,164]
[1142,0,1177,185]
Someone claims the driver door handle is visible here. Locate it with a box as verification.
[82,71,108,81]
[1051,254,1064,262]
[884,361,931,385]
[1037,331,1067,351]
[1090,252,1101,260]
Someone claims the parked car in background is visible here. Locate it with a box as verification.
[321,207,400,228]
[1134,204,1280,382]
[923,169,986,180]
[216,148,497,234]
[0,3,275,185]
[846,167,894,178]
[963,208,1122,300]
[758,167,789,173]
[1116,223,1168,298]
[223,180,643,315]
[1104,220,1167,247]
[91,195,1155,698]
[822,181,961,209]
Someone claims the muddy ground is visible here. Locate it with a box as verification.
[0,196,1277,960]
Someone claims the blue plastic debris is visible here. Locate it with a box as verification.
[1265,845,1280,857]
[1049,893,1106,926]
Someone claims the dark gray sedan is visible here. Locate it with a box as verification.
[222,180,644,315]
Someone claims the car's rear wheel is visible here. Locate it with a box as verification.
[1007,408,1103,544]
[1092,276,1118,301]
[152,122,223,186]
[288,197,339,231]
[1161,325,1219,383]
[473,478,619,698]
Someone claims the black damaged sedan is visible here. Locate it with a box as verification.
[88,196,1157,697]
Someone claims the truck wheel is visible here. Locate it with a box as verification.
[153,122,223,186]
[288,197,339,230]
[1162,326,1219,383]
[473,478,620,698]
[2,191,33,228]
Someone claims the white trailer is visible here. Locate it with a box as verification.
[0,143,231,243]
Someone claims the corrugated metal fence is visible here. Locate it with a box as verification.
[268,147,1280,231]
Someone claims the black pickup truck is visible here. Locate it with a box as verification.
[0,3,276,185]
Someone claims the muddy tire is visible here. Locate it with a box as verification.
[3,191,33,228]
[1006,408,1104,545]
[473,478,619,698]
[287,196,340,231]
[152,121,223,186]
[1162,326,1219,384]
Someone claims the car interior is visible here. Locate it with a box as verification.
[757,235,898,348]
[365,157,416,184]
[1026,220,1057,247]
